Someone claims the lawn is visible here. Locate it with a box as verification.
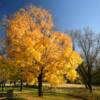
[0,84,100,100]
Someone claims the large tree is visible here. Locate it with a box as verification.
[5,6,82,96]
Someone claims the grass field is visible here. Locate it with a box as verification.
[0,84,100,100]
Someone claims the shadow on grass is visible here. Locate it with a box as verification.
[0,92,26,100]
[43,87,100,100]
[43,90,85,100]
[0,98,25,100]
[0,86,100,100]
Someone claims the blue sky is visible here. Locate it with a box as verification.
[0,0,100,33]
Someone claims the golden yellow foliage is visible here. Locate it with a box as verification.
[6,6,83,85]
[66,69,78,81]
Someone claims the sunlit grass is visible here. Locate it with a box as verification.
[0,84,100,100]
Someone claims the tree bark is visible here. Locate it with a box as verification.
[20,80,23,91]
[1,82,4,91]
[14,81,16,87]
[87,65,92,93]
[38,72,43,97]
[84,82,88,89]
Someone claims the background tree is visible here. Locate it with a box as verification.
[68,27,100,92]
[0,56,11,91]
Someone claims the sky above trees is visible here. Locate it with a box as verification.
[0,0,100,33]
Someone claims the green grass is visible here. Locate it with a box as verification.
[0,84,100,100]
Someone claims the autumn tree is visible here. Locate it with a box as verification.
[5,6,82,96]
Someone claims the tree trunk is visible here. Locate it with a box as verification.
[87,65,92,93]
[84,82,88,89]
[20,80,23,91]
[1,83,4,91]
[14,81,16,87]
[38,72,43,97]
